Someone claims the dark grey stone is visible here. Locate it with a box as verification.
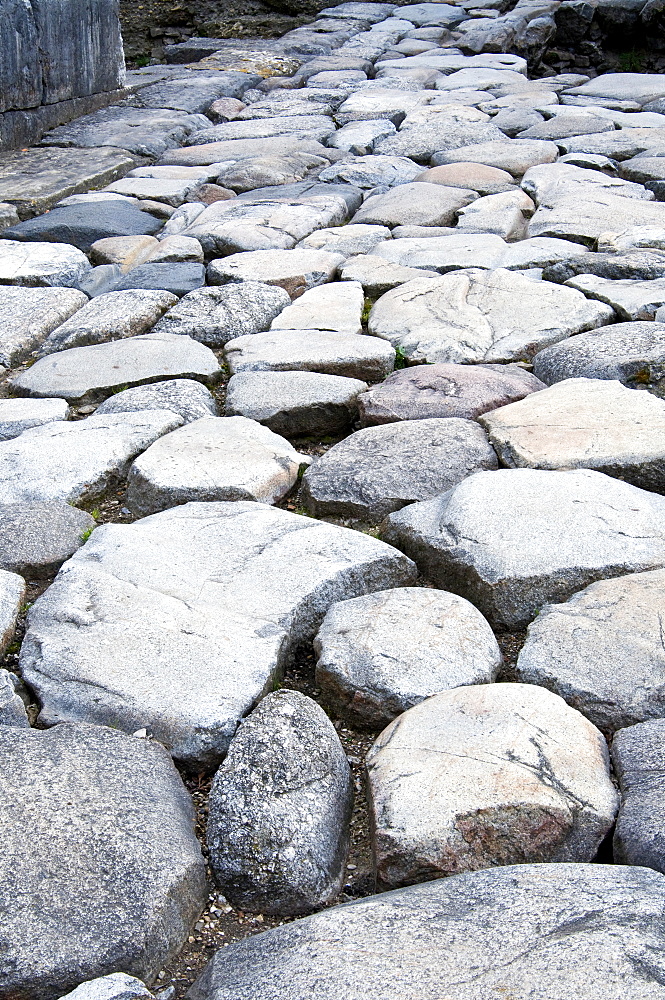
[153,282,290,346]
[95,379,218,424]
[136,76,252,114]
[0,500,95,577]
[78,264,124,298]
[0,0,41,114]
[207,690,352,916]
[543,251,665,283]
[186,864,665,1000]
[109,263,206,296]
[612,719,665,873]
[0,722,207,1000]
[1,202,162,253]
[43,106,209,158]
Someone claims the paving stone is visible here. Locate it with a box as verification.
[416,161,516,193]
[612,719,665,873]
[565,273,665,321]
[90,236,160,271]
[328,119,397,154]
[20,502,415,766]
[556,127,665,160]
[302,417,498,521]
[374,119,505,162]
[357,362,544,425]
[126,416,310,516]
[544,250,665,283]
[270,281,364,334]
[532,320,665,393]
[367,268,613,364]
[565,73,665,107]
[185,863,665,1000]
[455,188,535,239]
[237,98,333,120]
[145,234,204,264]
[0,501,96,578]
[0,203,20,231]
[620,156,665,184]
[136,75,250,114]
[96,380,218,424]
[522,161,656,206]
[314,587,501,728]
[297,224,392,257]
[225,371,367,436]
[367,683,618,888]
[0,668,29,728]
[0,568,25,655]
[153,282,289,346]
[59,973,154,999]
[0,723,207,999]
[339,253,440,295]
[0,286,87,367]
[517,569,665,733]
[481,378,665,492]
[103,176,204,207]
[11,332,221,402]
[352,182,477,227]
[0,411,182,506]
[517,112,615,139]
[159,135,339,168]
[431,138,559,176]
[44,107,211,158]
[226,329,394,382]
[318,155,422,188]
[333,89,430,126]
[528,191,665,247]
[492,106,546,137]
[373,232,590,273]
[107,262,206,297]
[0,397,68,440]
[216,153,329,193]
[0,239,92,288]
[208,249,345,299]
[206,689,353,916]
[1,202,163,253]
[38,290,177,356]
[382,467,665,627]
[185,116,336,147]
[0,147,139,218]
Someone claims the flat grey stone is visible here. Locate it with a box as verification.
[159,136,338,169]
[0,239,92,288]
[367,684,617,888]
[326,119,398,156]
[565,274,665,321]
[270,281,364,334]
[368,269,613,364]
[0,286,87,367]
[59,973,154,999]
[339,253,440,295]
[374,120,505,163]
[521,161,656,205]
[96,379,217,424]
[90,235,161,271]
[318,155,422,188]
[38,290,178,356]
[431,138,559,176]
[103,176,203,207]
[216,153,329,194]
[372,233,590,273]
[352,182,477,227]
[517,113,615,139]
[226,329,394,383]
[302,418,498,522]
[333,89,429,126]
[208,249,344,299]
[11,332,221,402]
[105,262,206,297]
[186,117,336,148]
[0,500,95,577]
[297,224,392,258]
[207,690,352,916]
[544,250,665,284]
[529,189,665,245]
[314,587,501,728]
[0,723,207,999]
[532,321,665,393]
[455,188,535,240]
[382,468,665,627]
[126,416,309,516]
[146,235,204,265]
[612,719,665,873]
[45,107,210,158]
[357,362,544,425]
[565,73,665,107]
[0,668,29,728]
[517,569,665,733]
[620,156,665,184]
[0,397,68,441]
[1,202,163,254]
[226,371,367,436]
[0,410,182,506]
[0,568,25,655]
[136,75,249,115]
[152,282,289,347]
[185,863,665,1000]
[20,502,416,766]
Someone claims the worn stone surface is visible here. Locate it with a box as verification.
[11,332,221,401]
[0,500,95,578]
[207,690,353,916]
[366,683,618,888]
[0,567,25,655]
[153,282,289,346]
[517,569,665,733]
[382,468,665,627]
[302,418,498,522]
[357,363,544,425]
[0,397,68,440]
[612,719,665,873]
[565,273,665,322]
[314,587,501,728]
[368,269,613,364]
[1,201,163,253]
[339,253,439,296]
[90,235,160,272]
[44,107,209,158]
[19,502,415,766]
[59,973,154,999]
[0,668,29,728]
[432,138,559,176]
[208,249,344,299]
[0,286,87,366]
[271,281,364,334]
[298,224,391,258]
[417,161,516,194]
[352,182,477,227]
[0,723,207,1000]
[225,371,366,436]
[373,232,590,272]
[186,863,665,1000]
[318,155,422,189]
[226,329,394,382]
[0,239,92,287]
[95,380,217,424]
[126,416,310,516]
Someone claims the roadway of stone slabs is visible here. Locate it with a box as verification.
[4,2,665,999]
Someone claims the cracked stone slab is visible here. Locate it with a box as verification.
[367,268,613,364]
[38,290,178,356]
[208,249,344,299]
[0,286,87,367]
[339,254,440,296]
[270,281,364,334]
[11,332,221,402]
[297,224,392,259]
[528,192,665,246]
[612,719,665,873]
[517,569,665,733]
[95,380,217,424]
[153,282,289,346]
[0,410,182,506]
[126,416,310,516]
[0,239,92,288]
[216,153,329,194]
[521,161,655,206]
[43,107,211,158]
[0,501,95,578]
[185,863,665,1000]
[314,587,501,729]
[226,329,394,383]
[20,502,416,766]
[0,397,68,441]
[0,568,25,655]
[366,683,618,888]
[372,233,590,273]
[301,417,498,522]
[480,377,665,491]
[185,116,336,147]
[381,468,665,627]
[0,723,207,1000]
[565,273,665,321]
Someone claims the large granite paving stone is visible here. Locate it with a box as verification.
[0,286,87,367]
[351,182,477,227]
[0,239,92,287]
[208,249,344,299]
[0,398,68,441]
[1,202,164,254]
[153,282,290,346]
[270,281,364,334]
[565,273,665,321]
[226,329,394,382]
[0,568,25,655]
[38,290,178,355]
[19,502,416,766]
[43,107,211,159]
[0,501,96,578]
[95,380,217,424]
